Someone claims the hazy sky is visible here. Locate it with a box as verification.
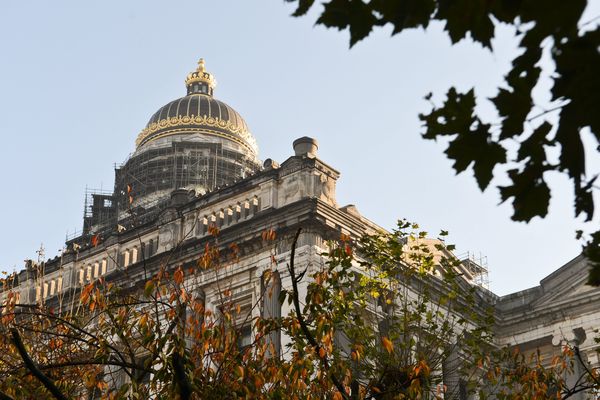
[1,1,598,295]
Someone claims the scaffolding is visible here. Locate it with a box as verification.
[114,140,260,217]
[457,251,490,289]
[83,187,116,235]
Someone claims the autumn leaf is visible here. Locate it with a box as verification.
[381,336,394,354]
[319,346,327,359]
[173,267,184,285]
[262,228,277,241]
[91,234,100,247]
[80,283,94,304]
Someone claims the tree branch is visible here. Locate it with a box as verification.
[172,351,192,400]
[10,329,68,400]
[0,391,15,400]
[575,346,600,386]
[287,228,350,400]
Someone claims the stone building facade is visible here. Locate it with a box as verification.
[2,59,599,398]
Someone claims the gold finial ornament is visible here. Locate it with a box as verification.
[197,58,206,72]
[185,58,217,92]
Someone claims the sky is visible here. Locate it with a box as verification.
[0,1,598,296]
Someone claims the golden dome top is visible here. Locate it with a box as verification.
[134,59,258,155]
[185,58,216,95]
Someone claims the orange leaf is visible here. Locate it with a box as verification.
[91,234,100,247]
[381,337,394,354]
[174,267,184,285]
[318,347,327,359]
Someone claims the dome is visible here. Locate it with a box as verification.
[135,59,258,157]
[115,59,262,214]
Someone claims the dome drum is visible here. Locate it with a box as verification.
[115,140,259,214]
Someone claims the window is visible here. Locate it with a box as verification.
[79,268,85,285]
[131,247,138,264]
[86,265,92,282]
[101,259,107,275]
[43,282,48,299]
[49,279,56,296]
[93,262,99,278]
[123,250,130,267]
[57,276,63,293]
[237,325,252,351]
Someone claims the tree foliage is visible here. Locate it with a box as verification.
[285,0,600,285]
[0,223,598,398]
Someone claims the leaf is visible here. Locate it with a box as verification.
[421,88,477,139]
[517,121,552,163]
[435,0,495,48]
[173,267,184,285]
[585,230,600,286]
[574,176,597,220]
[287,0,316,17]
[555,106,585,182]
[444,121,506,190]
[370,0,434,34]
[381,336,394,353]
[499,167,550,222]
[319,346,327,358]
[91,234,100,247]
[492,47,542,140]
[317,0,378,47]
[144,280,155,297]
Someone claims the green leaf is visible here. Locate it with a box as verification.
[144,280,155,297]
